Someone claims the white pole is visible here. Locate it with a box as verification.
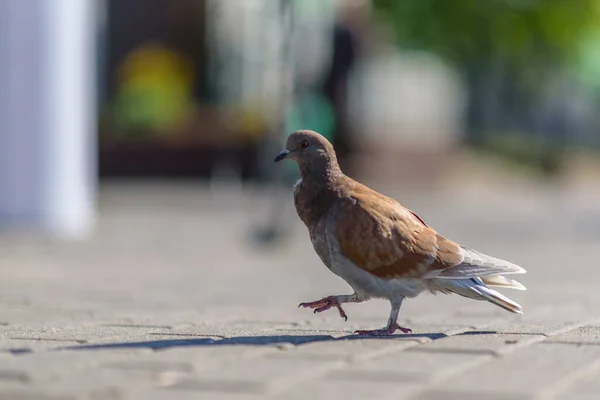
[0,0,97,238]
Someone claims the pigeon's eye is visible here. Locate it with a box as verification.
[300,140,309,149]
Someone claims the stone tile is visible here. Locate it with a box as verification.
[413,390,530,400]
[425,343,600,398]
[547,325,600,345]
[103,360,194,374]
[7,325,174,344]
[0,370,30,383]
[565,366,600,400]
[412,332,547,355]
[406,309,506,330]
[270,378,408,400]
[289,337,421,362]
[1,183,599,400]
[121,345,281,373]
[142,388,265,400]
[45,369,151,399]
[480,305,598,336]
[0,339,85,354]
[0,389,76,400]
[326,350,491,384]
[1,349,153,384]
[163,354,345,394]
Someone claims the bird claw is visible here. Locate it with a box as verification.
[298,296,348,321]
[354,323,412,336]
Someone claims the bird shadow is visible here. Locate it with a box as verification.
[55,332,458,352]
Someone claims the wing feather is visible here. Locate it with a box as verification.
[333,184,462,279]
[332,182,525,282]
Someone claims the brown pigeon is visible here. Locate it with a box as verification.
[274,130,526,335]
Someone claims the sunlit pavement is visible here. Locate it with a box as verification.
[1,180,600,399]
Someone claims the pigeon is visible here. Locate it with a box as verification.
[274,130,527,335]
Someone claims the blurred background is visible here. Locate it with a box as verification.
[2,0,600,238]
[3,0,600,239]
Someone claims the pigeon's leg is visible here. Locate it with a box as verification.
[299,293,363,321]
[354,298,412,335]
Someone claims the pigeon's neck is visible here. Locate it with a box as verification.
[298,160,342,186]
[295,163,345,230]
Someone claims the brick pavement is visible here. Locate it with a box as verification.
[1,180,600,399]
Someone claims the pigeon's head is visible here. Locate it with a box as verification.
[274,130,338,170]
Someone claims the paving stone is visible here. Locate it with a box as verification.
[563,365,600,400]
[405,308,507,330]
[3,325,175,347]
[547,325,600,345]
[41,367,167,398]
[478,304,597,336]
[101,344,283,376]
[412,332,547,356]
[413,390,530,400]
[141,388,265,400]
[0,309,97,329]
[156,344,278,363]
[420,343,600,398]
[0,370,30,383]
[103,360,194,374]
[326,349,491,385]
[0,390,76,400]
[163,354,345,394]
[0,349,152,384]
[1,183,600,399]
[289,337,422,361]
[269,378,407,400]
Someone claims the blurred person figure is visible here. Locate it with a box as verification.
[320,0,371,173]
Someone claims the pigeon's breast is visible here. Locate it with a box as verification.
[309,216,334,271]
[293,179,338,231]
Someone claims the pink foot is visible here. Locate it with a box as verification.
[354,322,412,336]
[298,296,348,321]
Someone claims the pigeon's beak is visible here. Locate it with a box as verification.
[274,149,291,163]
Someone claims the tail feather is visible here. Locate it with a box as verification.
[480,275,526,291]
[429,246,526,280]
[434,278,524,314]
[473,281,523,314]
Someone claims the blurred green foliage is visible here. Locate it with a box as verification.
[372,0,600,173]
[373,0,600,70]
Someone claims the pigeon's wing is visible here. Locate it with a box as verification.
[332,183,525,280]
[331,184,462,280]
